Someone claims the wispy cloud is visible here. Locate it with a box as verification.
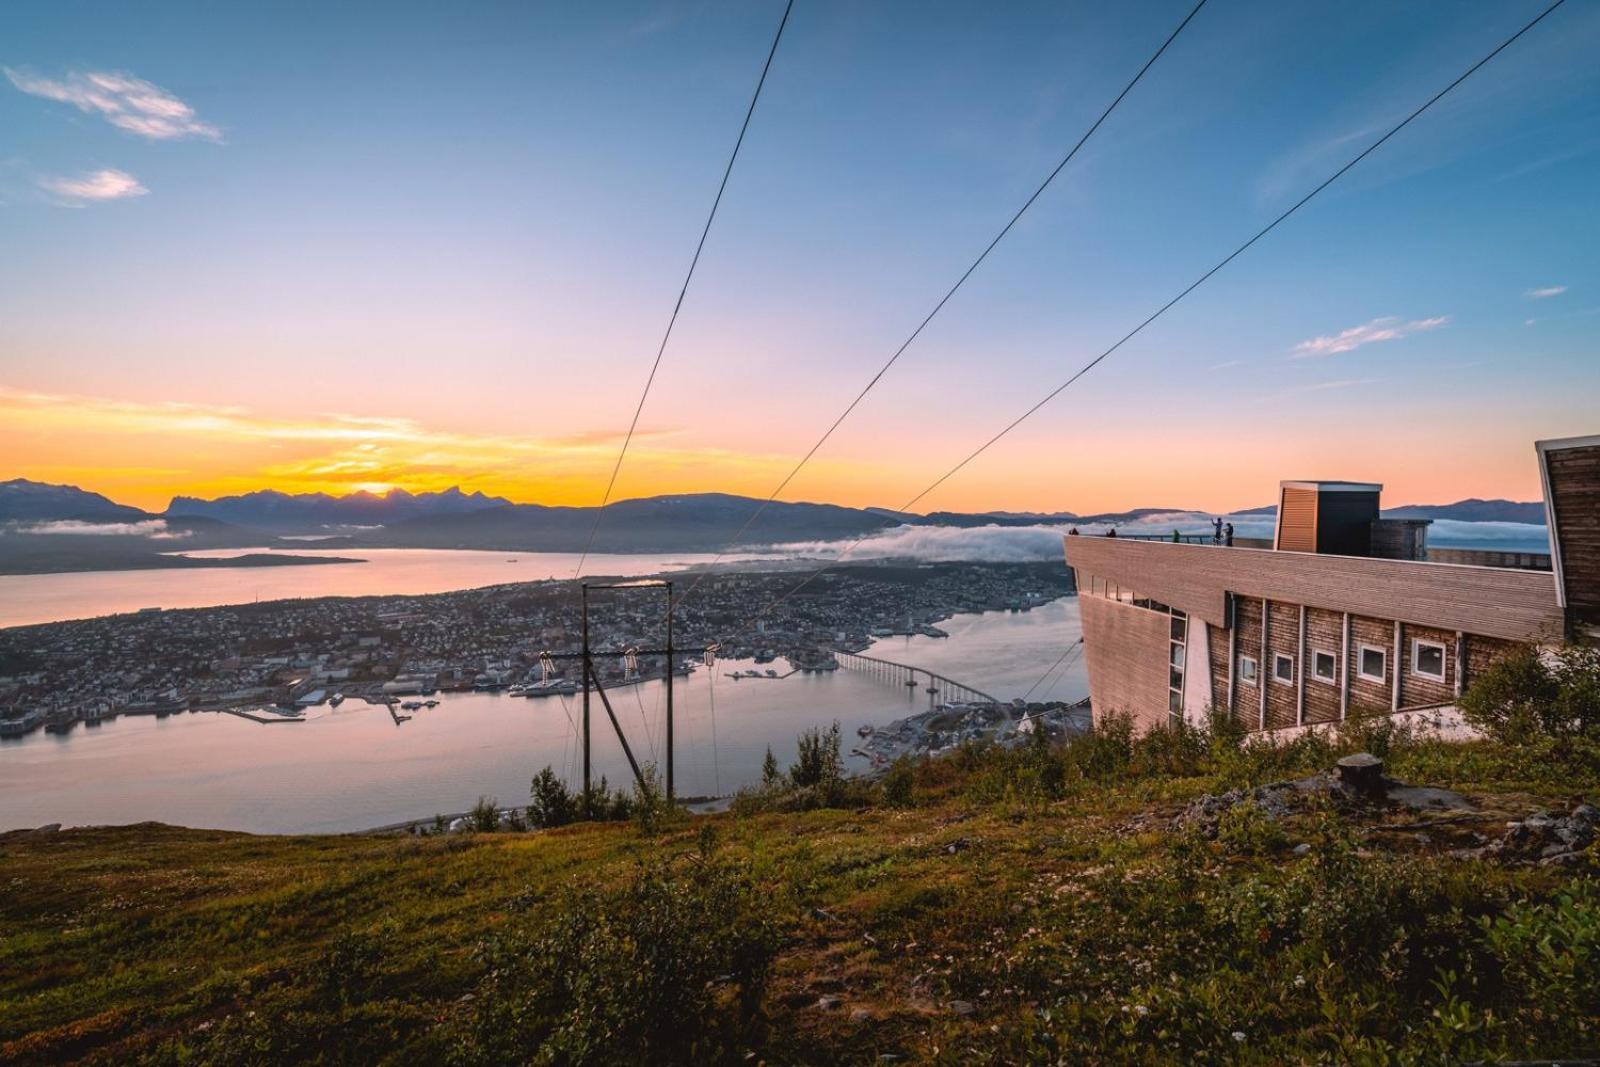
[1524,285,1567,299]
[4,67,220,141]
[1291,316,1448,358]
[38,167,147,204]
[0,386,862,506]
[1207,359,1246,372]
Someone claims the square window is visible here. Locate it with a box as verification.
[1412,640,1446,681]
[1170,615,1187,642]
[1273,654,1295,685]
[1168,688,1183,713]
[1170,666,1184,690]
[1170,643,1185,668]
[1359,646,1386,683]
[1238,655,1258,685]
[1313,650,1337,684]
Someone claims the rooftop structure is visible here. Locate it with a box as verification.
[1066,433,1594,733]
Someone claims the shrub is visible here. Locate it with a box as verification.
[881,756,916,808]
[468,796,500,833]
[527,766,576,829]
[1461,645,1600,744]
[632,763,667,835]
[450,858,779,1065]
[1480,879,1600,1052]
[790,721,844,790]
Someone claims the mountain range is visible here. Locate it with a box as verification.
[166,486,512,532]
[0,477,1551,573]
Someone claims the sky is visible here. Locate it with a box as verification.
[2,0,1597,515]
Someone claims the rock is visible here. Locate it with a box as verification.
[1335,753,1384,795]
[945,837,969,855]
[31,823,61,835]
[948,999,976,1016]
[1475,803,1598,865]
[817,995,844,1011]
[1292,843,1311,856]
[850,1008,873,1023]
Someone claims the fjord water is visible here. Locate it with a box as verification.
[0,599,1083,834]
[0,547,764,628]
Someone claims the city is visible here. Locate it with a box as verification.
[0,561,1072,737]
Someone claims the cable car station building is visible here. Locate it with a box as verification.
[1065,434,1599,733]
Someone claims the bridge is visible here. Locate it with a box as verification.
[834,650,1003,708]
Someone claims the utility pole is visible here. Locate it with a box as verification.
[581,584,591,802]
[665,580,674,803]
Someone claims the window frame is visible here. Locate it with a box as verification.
[1237,654,1258,686]
[1411,638,1447,682]
[1272,652,1295,686]
[1311,648,1338,686]
[1358,645,1387,683]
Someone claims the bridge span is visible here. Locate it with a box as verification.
[834,650,1003,708]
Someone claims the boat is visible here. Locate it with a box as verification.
[401,701,423,710]
[329,692,345,707]
[424,699,439,707]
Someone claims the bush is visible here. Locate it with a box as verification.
[468,796,500,833]
[1480,879,1600,1053]
[450,858,779,1065]
[1461,645,1600,744]
[528,766,576,829]
[790,721,844,790]
[881,756,916,808]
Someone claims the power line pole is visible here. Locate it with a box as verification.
[581,584,591,802]
[665,579,674,803]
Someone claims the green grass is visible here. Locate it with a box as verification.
[2,724,1598,1065]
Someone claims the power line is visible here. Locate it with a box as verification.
[574,0,797,578]
[1022,637,1083,703]
[721,0,1565,643]
[669,0,1210,609]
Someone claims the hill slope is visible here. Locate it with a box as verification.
[2,726,1595,1064]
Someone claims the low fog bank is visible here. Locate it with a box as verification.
[768,512,1549,565]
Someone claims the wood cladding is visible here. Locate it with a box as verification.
[1065,537,1562,643]
[1078,593,1175,732]
[1265,601,1299,730]
[1303,608,1344,725]
[1399,623,1455,709]
[1277,487,1317,553]
[1207,623,1230,712]
[1545,442,1600,621]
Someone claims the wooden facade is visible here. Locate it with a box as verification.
[1066,536,1565,731]
[1540,435,1600,628]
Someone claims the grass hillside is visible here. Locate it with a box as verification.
[3,649,1599,1065]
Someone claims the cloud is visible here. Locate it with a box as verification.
[1524,285,1567,299]
[5,519,187,538]
[4,67,220,141]
[0,385,865,506]
[1290,316,1448,358]
[1207,359,1246,372]
[38,167,147,203]
[758,507,1549,566]
[1267,377,1384,400]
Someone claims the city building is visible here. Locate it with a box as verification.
[1065,433,1599,733]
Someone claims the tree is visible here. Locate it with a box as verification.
[761,746,781,788]
[528,766,576,829]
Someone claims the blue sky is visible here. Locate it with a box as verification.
[2,0,1597,512]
